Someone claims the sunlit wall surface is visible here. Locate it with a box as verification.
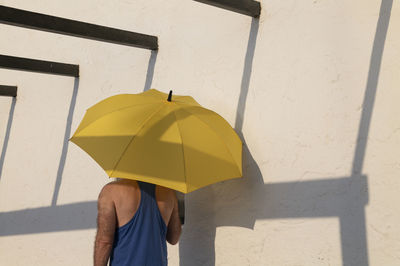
[1,0,399,265]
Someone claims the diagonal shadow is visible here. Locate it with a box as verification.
[51,77,80,205]
[0,2,392,266]
[0,96,16,180]
[351,0,392,176]
[143,50,158,92]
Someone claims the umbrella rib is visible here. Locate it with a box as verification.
[179,107,242,176]
[74,101,160,135]
[109,104,166,177]
[173,110,187,191]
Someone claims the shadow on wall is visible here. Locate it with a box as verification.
[143,50,158,92]
[0,201,97,235]
[0,97,16,180]
[179,0,392,265]
[51,77,80,205]
[0,1,393,266]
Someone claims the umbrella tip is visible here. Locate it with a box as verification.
[167,90,172,102]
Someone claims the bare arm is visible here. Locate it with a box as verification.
[166,193,182,245]
[94,185,116,266]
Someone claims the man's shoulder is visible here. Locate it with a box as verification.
[99,179,139,197]
[100,180,118,192]
[98,180,120,198]
[98,182,114,201]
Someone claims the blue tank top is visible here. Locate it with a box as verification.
[110,181,168,266]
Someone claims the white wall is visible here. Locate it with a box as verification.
[1,0,399,265]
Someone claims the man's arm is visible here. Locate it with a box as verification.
[166,193,182,245]
[94,185,116,266]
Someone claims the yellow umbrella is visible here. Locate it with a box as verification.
[69,89,242,193]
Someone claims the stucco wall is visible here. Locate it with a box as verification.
[1,0,399,265]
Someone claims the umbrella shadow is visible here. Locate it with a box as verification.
[0,96,16,180]
[179,1,392,265]
[143,50,158,92]
[51,77,80,205]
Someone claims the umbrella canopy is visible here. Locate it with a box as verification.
[69,89,242,193]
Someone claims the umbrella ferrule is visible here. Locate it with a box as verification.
[167,90,172,102]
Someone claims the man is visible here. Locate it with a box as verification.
[94,179,182,266]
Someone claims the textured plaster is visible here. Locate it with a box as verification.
[0,0,399,265]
